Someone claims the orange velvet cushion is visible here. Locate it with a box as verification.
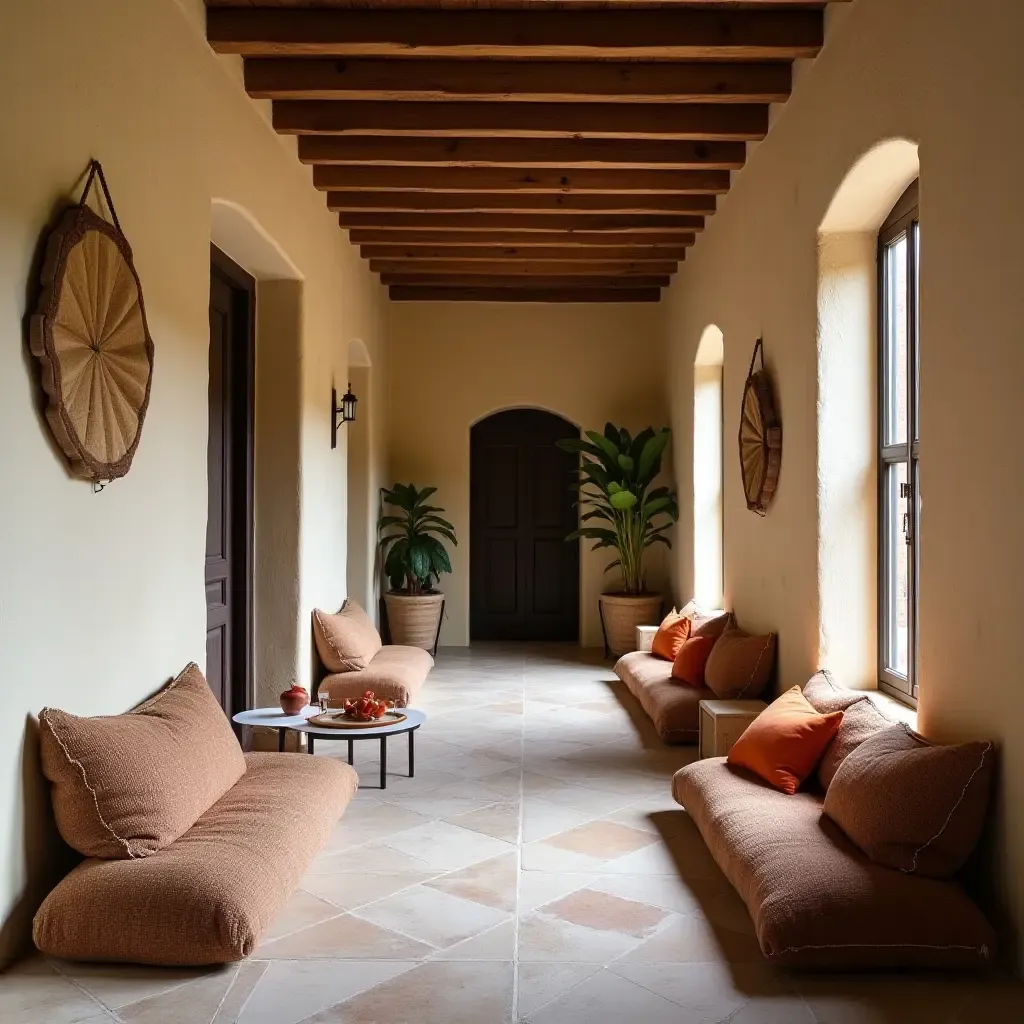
[671,635,717,686]
[727,686,844,794]
[650,611,691,661]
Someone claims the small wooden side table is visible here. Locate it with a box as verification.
[635,625,659,653]
[698,699,767,759]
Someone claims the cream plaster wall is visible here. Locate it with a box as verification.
[0,0,387,961]
[666,0,1024,966]
[387,301,672,648]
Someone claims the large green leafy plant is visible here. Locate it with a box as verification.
[379,484,457,595]
[557,424,678,596]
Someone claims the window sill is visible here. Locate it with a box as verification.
[866,689,918,730]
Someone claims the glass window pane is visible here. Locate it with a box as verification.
[884,462,910,678]
[913,224,920,443]
[884,235,909,446]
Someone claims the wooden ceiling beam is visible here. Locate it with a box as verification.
[245,57,791,104]
[348,229,697,247]
[361,244,689,261]
[207,2,839,10]
[388,285,662,303]
[298,136,746,169]
[274,100,768,140]
[208,8,823,60]
[329,192,715,214]
[369,259,675,275]
[313,166,730,194]
[339,212,705,231]
[380,273,671,288]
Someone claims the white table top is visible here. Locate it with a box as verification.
[294,707,426,738]
[232,706,319,728]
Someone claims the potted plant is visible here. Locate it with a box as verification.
[558,424,679,656]
[378,483,456,652]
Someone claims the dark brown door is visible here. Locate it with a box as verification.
[206,249,254,718]
[470,409,580,641]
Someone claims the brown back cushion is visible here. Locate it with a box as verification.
[802,669,866,715]
[313,600,382,672]
[703,618,776,699]
[823,725,995,878]
[39,663,246,860]
[817,696,892,791]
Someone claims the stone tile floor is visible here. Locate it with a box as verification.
[4,644,1024,1022]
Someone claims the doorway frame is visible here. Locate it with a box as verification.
[210,245,256,719]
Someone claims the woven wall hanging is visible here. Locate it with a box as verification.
[30,160,154,484]
[738,337,782,516]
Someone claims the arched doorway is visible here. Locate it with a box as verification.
[470,409,580,641]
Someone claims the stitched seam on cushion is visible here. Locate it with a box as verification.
[128,661,193,715]
[41,711,136,859]
[905,739,993,874]
[737,635,773,697]
[313,608,360,672]
[766,940,990,956]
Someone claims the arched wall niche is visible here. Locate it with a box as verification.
[816,140,920,689]
[693,326,725,608]
[211,199,305,707]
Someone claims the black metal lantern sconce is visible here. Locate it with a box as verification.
[331,383,358,449]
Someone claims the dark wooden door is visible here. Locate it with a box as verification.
[470,409,580,641]
[206,250,254,718]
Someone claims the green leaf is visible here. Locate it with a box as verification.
[617,454,635,473]
[415,486,437,503]
[419,514,456,531]
[637,429,671,482]
[646,534,672,549]
[586,430,620,464]
[603,422,620,445]
[556,437,610,463]
[607,481,621,494]
[609,490,638,510]
[629,427,656,464]
[642,496,672,517]
[408,542,431,581]
[603,558,622,574]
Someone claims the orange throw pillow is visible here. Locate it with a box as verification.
[727,686,844,794]
[671,635,717,686]
[651,611,691,661]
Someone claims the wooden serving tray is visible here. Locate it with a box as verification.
[307,710,407,730]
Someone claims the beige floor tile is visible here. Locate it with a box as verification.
[587,868,732,917]
[619,913,764,964]
[0,957,105,1024]
[263,889,346,943]
[352,884,511,949]
[515,963,601,1018]
[542,888,669,938]
[302,960,514,1023]
[430,919,517,960]
[798,975,981,1024]
[424,851,519,912]
[300,868,436,913]
[381,819,515,871]
[212,961,269,1023]
[254,913,434,960]
[525,968,705,1024]
[118,968,239,1024]
[385,780,507,819]
[517,912,643,963]
[54,960,219,1012]
[444,798,521,843]
[544,820,658,861]
[728,990,817,1024]
[521,797,597,843]
[313,842,434,874]
[517,871,600,914]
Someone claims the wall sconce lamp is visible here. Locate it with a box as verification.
[331,383,358,449]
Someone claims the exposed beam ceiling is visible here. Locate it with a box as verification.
[205,0,838,301]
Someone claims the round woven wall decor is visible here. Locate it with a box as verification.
[30,162,154,482]
[738,338,782,517]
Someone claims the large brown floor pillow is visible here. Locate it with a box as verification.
[817,696,892,790]
[824,724,995,878]
[703,618,776,699]
[38,663,246,859]
[313,600,382,672]
[802,669,866,715]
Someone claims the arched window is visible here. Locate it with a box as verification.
[694,326,724,608]
[878,182,920,702]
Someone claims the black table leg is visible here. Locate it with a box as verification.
[380,736,387,789]
[409,729,415,778]
[278,729,286,753]
[308,734,315,755]
[348,739,354,765]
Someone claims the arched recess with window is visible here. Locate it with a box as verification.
[816,139,920,701]
[693,326,725,608]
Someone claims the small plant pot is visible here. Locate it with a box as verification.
[384,591,445,652]
[598,593,663,658]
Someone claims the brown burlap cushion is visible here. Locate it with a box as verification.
[802,669,866,715]
[691,610,731,640]
[320,645,433,708]
[33,752,358,965]
[817,696,891,791]
[673,757,997,969]
[38,663,246,859]
[703,619,776,699]
[313,600,382,673]
[824,725,995,878]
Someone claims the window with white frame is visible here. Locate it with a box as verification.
[878,181,919,703]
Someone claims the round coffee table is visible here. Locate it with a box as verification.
[293,710,426,790]
[232,705,318,752]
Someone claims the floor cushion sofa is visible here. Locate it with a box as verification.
[671,672,997,970]
[313,600,432,707]
[33,663,357,965]
[615,648,715,743]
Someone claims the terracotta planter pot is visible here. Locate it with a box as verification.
[599,593,663,657]
[384,592,445,652]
